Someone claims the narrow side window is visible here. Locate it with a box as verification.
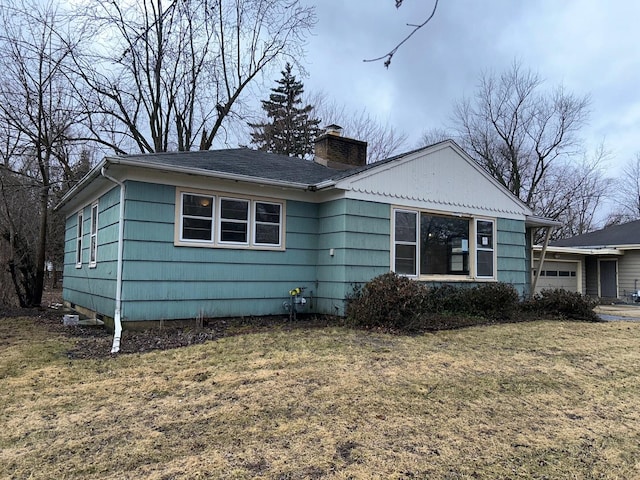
[89,203,98,267]
[393,210,418,276]
[476,219,495,278]
[75,211,83,267]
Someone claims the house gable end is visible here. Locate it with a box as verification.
[333,141,531,219]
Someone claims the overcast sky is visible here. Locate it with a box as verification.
[300,0,640,177]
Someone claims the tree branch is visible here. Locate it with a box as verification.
[364,0,439,68]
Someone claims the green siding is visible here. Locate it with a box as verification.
[62,179,531,323]
[315,199,390,315]
[63,185,121,318]
[497,218,528,297]
[120,182,318,321]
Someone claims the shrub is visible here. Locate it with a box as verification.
[347,274,521,331]
[346,272,428,331]
[522,289,599,321]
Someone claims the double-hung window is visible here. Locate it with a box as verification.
[181,193,214,242]
[393,210,418,275]
[176,189,284,250]
[219,198,249,244]
[254,202,282,247]
[392,208,495,279]
[89,203,98,267]
[75,211,83,267]
[476,219,494,277]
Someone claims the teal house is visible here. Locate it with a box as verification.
[57,132,555,347]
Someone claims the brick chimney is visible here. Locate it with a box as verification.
[314,124,367,170]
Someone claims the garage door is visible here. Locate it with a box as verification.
[534,261,579,293]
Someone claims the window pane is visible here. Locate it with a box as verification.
[255,224,280,245]
[256,203,280,223]
[183,217,213,241]
[91,205,98,233]
[420,214,469,275]
[477,220,493,249]
[220,221,247,243]
[395,211,417,242]
[477,250,494,277]
[395,244,416,275]
[90,236,97,263]
[221,199,248,220]
[183,194,213,217]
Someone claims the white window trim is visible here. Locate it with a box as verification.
[174,188,285,251]
[392,209,418,277]
[179,192,215,244]
[391,207,497,281]
[89,202,98,268]
[475,218,496,279]
[75,210,83,268]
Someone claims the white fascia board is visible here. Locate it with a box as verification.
[532,245,624,256]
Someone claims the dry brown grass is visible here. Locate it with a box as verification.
[2,316,640,479]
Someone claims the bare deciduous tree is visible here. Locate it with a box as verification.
[0,1,83,306]
[452,61,605,237]
[607,153,640,224]
[71,0,316,153]
[454,61,590,207]
[309,91,408,162]
[534,146,612,239]
[418,127,453,147]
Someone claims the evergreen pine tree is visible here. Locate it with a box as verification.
[249,63,321,158]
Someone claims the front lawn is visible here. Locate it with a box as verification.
[1,315,639,479]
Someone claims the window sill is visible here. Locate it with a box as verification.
[174,240,285,251]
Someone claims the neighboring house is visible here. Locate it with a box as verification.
[57,132,555,337]
[533,220,640,301]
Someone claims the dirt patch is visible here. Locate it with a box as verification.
[0,307,342,359]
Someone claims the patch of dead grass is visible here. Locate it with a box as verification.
[2,317,640,478]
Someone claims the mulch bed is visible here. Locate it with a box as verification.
[0,304,341,360]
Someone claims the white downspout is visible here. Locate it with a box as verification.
[101,166,125,353]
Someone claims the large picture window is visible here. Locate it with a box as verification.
[177,189,284,250]
[420,213,469,275]
[393,209,495,279]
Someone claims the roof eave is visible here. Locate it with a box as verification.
[108,157,316,190]
[55,155,322,212]
[525,215,562,228]
[532,245,624,256]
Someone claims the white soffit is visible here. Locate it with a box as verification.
[335,142,531,219]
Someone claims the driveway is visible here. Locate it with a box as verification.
[595,304,640,321]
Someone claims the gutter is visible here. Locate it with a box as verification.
[100,165,125,354]
[530,227,553,298]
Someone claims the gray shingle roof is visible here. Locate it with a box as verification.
[114,148,352,185]
[553,220,640,247]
